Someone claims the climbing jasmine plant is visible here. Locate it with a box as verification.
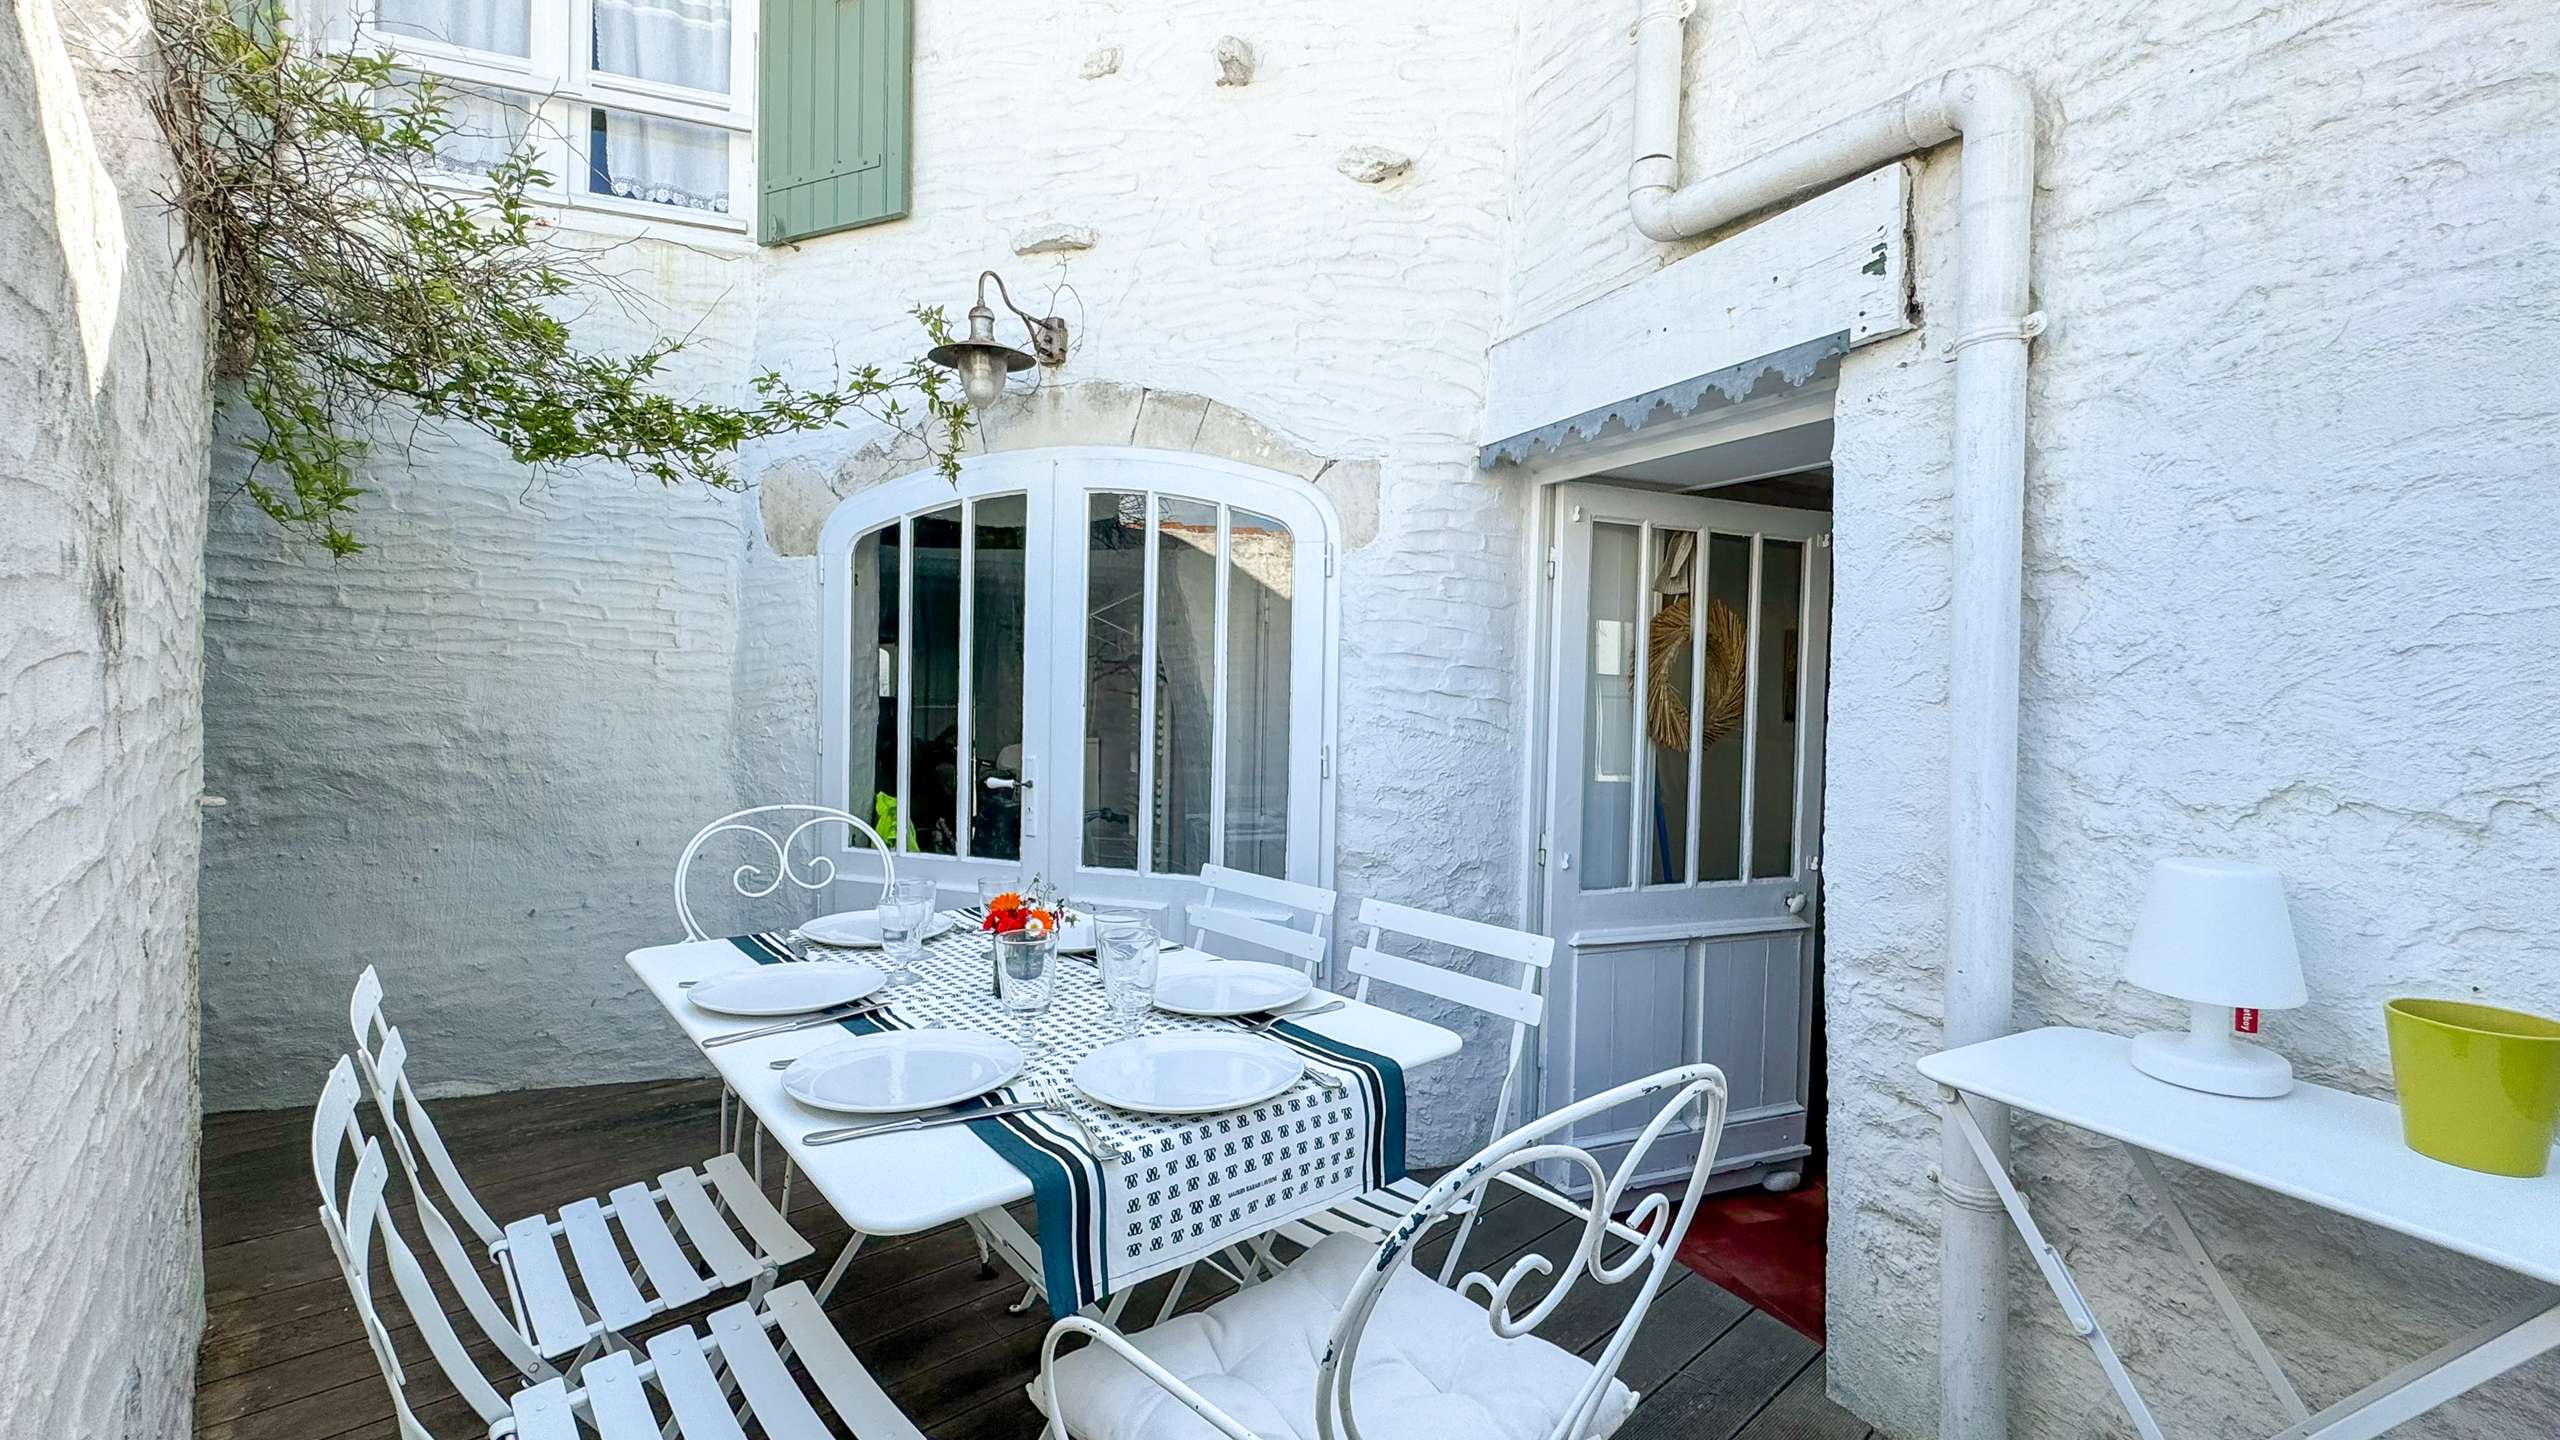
[149,0,967,556]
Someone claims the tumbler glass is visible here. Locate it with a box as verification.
[994,929,1056,1054]
[878,878,936,987]
[1097,923,1160,1040]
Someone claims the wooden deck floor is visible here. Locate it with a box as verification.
[199,1077,1872,1440]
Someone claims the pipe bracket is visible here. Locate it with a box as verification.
[1932,1165,2008,1214]
[1943,310,2047,357]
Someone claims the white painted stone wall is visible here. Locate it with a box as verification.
[1505,1,2560,1435]
[1,0,212,1433]
[201,239,759,1104]
[738,1,1532,1161]
[201,2,1535,1160]
[193,1,2560,1436]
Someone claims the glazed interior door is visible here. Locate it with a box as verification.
[820,465,1057,902]
[819,451,1333,921]
[1539,481,1832,1190]
[1046,451,1331,923]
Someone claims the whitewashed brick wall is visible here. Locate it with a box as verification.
[1,0,212,1433]
[1506,2,2560,1434]
[192,3,2560,1436]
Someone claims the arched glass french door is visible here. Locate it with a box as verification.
[817,449,1335,915]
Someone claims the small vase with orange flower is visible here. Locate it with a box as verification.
[979,881,1075,997]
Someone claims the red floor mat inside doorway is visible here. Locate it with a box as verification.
[1673,1176,1827,1343]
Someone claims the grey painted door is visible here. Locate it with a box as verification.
[1538,482,1831,1191]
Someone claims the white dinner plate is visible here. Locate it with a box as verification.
[1150,960,1315,1018]
[781,1031,1024,1115]
[686,961,885,1017]
[1072,1033,1306,1115]
[798,909,959,948]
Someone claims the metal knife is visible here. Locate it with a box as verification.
[804,1101,1051,1146]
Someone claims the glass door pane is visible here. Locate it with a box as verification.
[1082,493,1147,871]
[1749,539,1806,878]
[904,506,962,855]
[847,521,900,845]
[1640,529,1697,887]
[1152,498,1219,876]
[1223,509,1293,877]
[1696,533,1753,881]
[968,495,1027,861]
[1580,522,1639,890]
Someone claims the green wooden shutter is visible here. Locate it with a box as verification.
[758,0,911,244]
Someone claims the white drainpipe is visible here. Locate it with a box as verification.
[1629,5,2039,1436]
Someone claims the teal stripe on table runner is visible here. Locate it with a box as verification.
[728,933,1101,1313]
[1273,1022,1409,1189]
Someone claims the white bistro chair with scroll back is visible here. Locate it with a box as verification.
[1034,1063,1730,1440]
[673,804,902,1176]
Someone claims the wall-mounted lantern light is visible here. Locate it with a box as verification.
[927,270,1070,410]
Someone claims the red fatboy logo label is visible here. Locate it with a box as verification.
[2232,1007,2261,1035]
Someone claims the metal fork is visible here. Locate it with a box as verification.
[1248,997,1347,1032]
[1030,1085,1129,1163]
[1242,1000,1350,1094]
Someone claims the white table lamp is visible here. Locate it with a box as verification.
[2123,858,2307,1098]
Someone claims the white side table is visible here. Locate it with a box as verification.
[1920,1027,2560,1439]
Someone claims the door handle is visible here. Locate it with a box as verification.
[1783,892,1807,915]
[984,775,1027,791]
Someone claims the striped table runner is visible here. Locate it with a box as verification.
[733,926,1406,1317]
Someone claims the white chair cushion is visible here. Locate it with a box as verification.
[1042,1233,1637,1440]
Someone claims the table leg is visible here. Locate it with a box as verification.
[2273,1296,2560,1440]
[1948,1093,2168,1440]
[2122,1147,2311,1424]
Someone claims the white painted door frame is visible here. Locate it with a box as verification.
[1534,478,1831,1190]
[815,448,1342,914]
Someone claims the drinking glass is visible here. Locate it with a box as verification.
[878,878,936,987]
[1097,923,1160,1040]
[994,930,1056,1054]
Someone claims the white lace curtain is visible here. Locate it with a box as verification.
[377,0,530,58]
[590,0,732,212]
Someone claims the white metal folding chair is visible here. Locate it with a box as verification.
[1184,864,1336,983]
[673,803,899,1186]
[314,1058,925,1440]
[349,969,820,1370]
[1148,897,1549,1318]
[1260,897,1553,1271]
[1035,1063,1730,1440]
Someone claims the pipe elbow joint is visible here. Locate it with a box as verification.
[1932,64,2034,142]
[1628,168,1685,243]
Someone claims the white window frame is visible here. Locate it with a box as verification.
[358,0,758,237]
[814,448,1343,906]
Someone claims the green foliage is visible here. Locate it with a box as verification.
[150,0,967,556]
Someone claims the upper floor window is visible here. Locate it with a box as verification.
[368,0,756,231]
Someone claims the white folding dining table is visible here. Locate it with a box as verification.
[625,935,1464,1434]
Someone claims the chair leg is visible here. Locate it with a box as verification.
[1008,1284,1044,1315]
[814,1233,866,1305]
[1155,1265,1193,1326]
[965,1216,998,1279]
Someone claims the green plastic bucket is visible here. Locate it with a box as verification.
[2385,999,2560,1178]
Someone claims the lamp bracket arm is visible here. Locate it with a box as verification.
[976,269,1070,366]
